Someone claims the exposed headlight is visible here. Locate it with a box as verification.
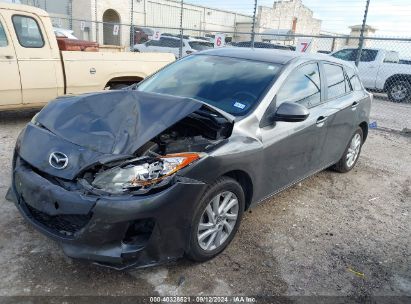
[91,153,201,194]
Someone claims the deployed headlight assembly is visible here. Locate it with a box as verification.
[91,153,201,194]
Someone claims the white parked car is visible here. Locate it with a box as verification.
[134,36,213,58]
[331,48,411,103]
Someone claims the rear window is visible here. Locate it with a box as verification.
[332,49,378,62]
[324,63,348,99]
[0,20,7,47]
[189,41,213,51]
[12,15,44,48]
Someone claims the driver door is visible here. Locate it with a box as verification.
[259,62,329,198]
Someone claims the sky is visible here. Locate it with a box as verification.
[187,0,411,37]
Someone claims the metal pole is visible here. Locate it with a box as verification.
[251,0,257,48]
[179,0,183,58]
[130,0,135,51]
[95,0,99,43]
[355,0,371,67]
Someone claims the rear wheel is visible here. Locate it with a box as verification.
[333,127,363,173]
[186,177,245,262]
[387,81,411,103]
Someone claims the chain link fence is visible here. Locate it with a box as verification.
[14,0,411,102]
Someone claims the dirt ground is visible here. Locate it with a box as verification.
[0,97,409,299]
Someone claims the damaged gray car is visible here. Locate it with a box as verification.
[7,48,371,269]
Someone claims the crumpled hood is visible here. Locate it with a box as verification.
[17,91,203,180]
[36,91,203,155]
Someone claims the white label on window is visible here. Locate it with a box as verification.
[296,38,313,53]
[113,24,120,36]
[152,30,161,41]
[214,34,225,48]
[233,102,246,109]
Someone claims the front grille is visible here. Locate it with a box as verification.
[25,203,91,238]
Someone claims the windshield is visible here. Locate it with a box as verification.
[189,41,214,51]
[136,55,281,116]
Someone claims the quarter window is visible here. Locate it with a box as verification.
[324,64,348,99]
[346,67,364,91]
[0,21,7,47]
[277,63,322,108]
[12,15,44,48]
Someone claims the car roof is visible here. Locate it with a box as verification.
[0,2,49,17]
[197,47,349,66]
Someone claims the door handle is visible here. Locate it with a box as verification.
[316,116,327,127]
[2,55,14,59]
[351,101,359,110]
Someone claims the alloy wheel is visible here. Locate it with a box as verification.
[391,84,408,101]
[197,191,239,251]
[346,133,361,168]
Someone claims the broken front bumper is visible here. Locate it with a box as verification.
[7,158,207,270]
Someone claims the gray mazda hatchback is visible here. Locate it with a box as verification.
[7,48,371,269]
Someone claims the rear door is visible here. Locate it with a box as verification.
[0,14,21,105]
[7,12,59,104]
[319,62,360,166]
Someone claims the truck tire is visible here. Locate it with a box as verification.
[387,80,411,103]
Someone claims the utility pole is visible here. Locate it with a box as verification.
[251,0,258,48]
[355,0,371,67]
[179,0,183,58]
[130,0,135,51]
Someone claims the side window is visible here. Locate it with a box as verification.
[12,15,44,48]
[0,20,8,47]
[360,49,378,62]
[277,63,322,108]
[346,67,364,91]
[146,40,159,47]
[324,64,348,99]
[162,38,179,48]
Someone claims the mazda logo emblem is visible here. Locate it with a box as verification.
[49,152,69,170]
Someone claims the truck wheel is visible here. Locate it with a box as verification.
[110,83,130,90]
[387,81,411,103]
[186,177,245,262]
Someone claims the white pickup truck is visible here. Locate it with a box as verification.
[331,48,411,103]
[0,3,174,111]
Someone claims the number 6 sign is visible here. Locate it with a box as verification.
[214,34,226,48]
[296,38,313,53]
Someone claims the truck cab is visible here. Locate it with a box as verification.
[0,3,174,111]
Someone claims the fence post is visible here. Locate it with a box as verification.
[355,0,371,67]
[251,0,258,48]
[95,0,99,43]
[179,0,184,58]
[130,0,135,51]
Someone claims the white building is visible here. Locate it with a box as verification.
[11,0,323,47]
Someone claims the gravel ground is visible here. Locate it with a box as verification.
[0,97,409,299]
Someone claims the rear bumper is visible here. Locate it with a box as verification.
[8,158,207,270]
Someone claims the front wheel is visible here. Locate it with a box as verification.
[186,177,245,262]
[333,127,363,173]
[387,81,411,103]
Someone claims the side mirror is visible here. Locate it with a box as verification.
[273,102,310,122]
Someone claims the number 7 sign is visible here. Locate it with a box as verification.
[296,38,313,53]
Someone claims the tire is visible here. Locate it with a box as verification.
[387,80,411,103]
[110,83,130,90]
[186,177,245,262]
[333,127,363,173]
